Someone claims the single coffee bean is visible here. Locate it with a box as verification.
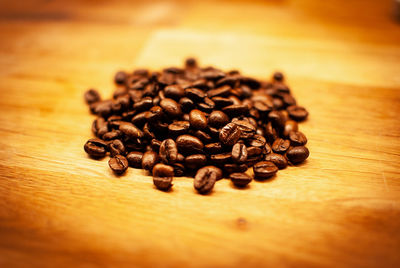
[179,97,195,112]
[264,153,288,169]
[263,143,272,155]
[84,138,108,158]
[176,134,204,154]
[232,143,248,164]
[287,105,308,121]
[268,110,286,130]
[160,98,182,117]
[273,71,284,82]
[152,163,174,177]
[212,96,234,108]
[147,106,163,122]
[168,121,190,136]
[247,146,263,157]
[164,85,185,100]
[153,176,173,191]
[119,122,143,139]
[207,85,231,98]
[210,152,232,165]
[208,110,229,128]
[202,166,223,180]
[126,151,143,168]
[173,163,185,176]
[286,146,309,164]
[289,131,307,146]
[185,154,207,170]
[185,87,206,101]
[189,109,208,129]
[222,104,249,117]
[133,96,153,112]
[102,130,122,141]
[204,142,223,155]
[223,163,248,174]
[272,138,290,154]
[142,151,159,171]
[253,161,278,179]
[93,100,112,117]
[109,155,129,174]
[283,120,298,137]
[194,167,218,194]
[150,139,162,152]
[197,97,215,113]
[247,134,266,148]
[230,173,252,187]
[114,71,127,85]
[84,89,101,104]
[233,119,256,139]
[193,130,213,143]
[159,139,178,164]
[109,139,126,156]
[220,123,241,146]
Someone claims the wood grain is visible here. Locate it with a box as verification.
[0,0,400,267]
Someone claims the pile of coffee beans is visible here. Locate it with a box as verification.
[84,59,309,194]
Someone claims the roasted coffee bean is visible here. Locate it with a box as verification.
[176,135,204,154]
[159,139,178,164]
[131,111,148,127]
[264,153,288,169]
[114,71,127,85]
[194,167,218,194]
[173,163,185,176]
[150,139,162,152]
[289,131,307,146]
[164,85,185,100]
[204,142,223,154]
[185,154,207,170]
[202,166,223,180]
[168,121,190,136]
[212,97,234,108]
[92,117,108,137]
[287,105,308,121]
[220,123,241,146]
[147,106,163,122]
[102,130,122,141]
[223,163,248,174]
[232,143,247,164]
[222,104,248,117]
[152,163,174,190]
[179,97,195,112]
[230,173,252,187]
[109,155,129,174]
[189,109,207,129]
[93,100,112,117]
[273,71,284,82]
[84,138,108,158]
[263,143,272,155]
[272,138,290,154]
[126,151,143,168]
[193,130,213,143]
[248,134,266,148]
[210,153,232,165]
[233,120,256,139]
[286,146,309,164]
[160,98,182,117]
[247,146,263,157]
[208,110,229,128]
[153,176,173,191]
[185,88,206,101]
[281,94,297,107]
[283,120,298,137]
[253,161,278,179]
[142,151,159,171]
[268,110,286,130]
[119,122,143,139]
[109,139,125,156]
[207,85,231,98]
[84,89,101,104]
[185,57,197,68]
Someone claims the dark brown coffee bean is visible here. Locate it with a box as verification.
[220,123,241,146]
[208,111,229,128]
[179,97,195,112]
[247,134,266,148]
[189,109,207,129]
[176,135,204,154]
[204,142,222,155]
[232,143,247,164]
[185,154,207,170]
[152,163,174,191]
[173,163,185,176]
[268,110,286,130]
[93,100,112,117]
[223,163,248,174]
[287,105,308,121]
[264,122,278,143]
[222,104,248,117]
[84,89,101,104]
[212,97,234,108]
[142,151,159,171]
[185,57,197,68]
[164,85,185,100]
[109,155,129,174]
[283,120,298,137]
[102,130,122,141]
[150,139,162,152]
[109,139,125,156]
[168,121,190,136]
[289,131,307,146]
[147,106,164,122]
[281,94,296,107]
[131,112,148,127]
[197,97,215,113]
[160,98,182,117]
[247,146,263,157]
[133,96,153,112]
[114,71,127,85]
[193,130,213,143]
[286,146,309,164]
[185,88,206,101]
[233,120,256,139]
[119,122,143,139]
[153,176,173,191]
[202,166,223,180]
[159,139,178,164]
[263,143,272,155]
[253,161,278,179]
[126,151,143,168]
[230,173,252,187]
[194,167,218,194]
[273,71,284,82]
[207,85,231,98]
[84,138,108,158]
[272,138,290,154]
[210,153,232,165]
[264,153,288,169]
[92,117,108,137]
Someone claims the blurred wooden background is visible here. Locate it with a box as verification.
[0,0,399,267]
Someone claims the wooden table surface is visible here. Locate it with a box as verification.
[1,0,400,267]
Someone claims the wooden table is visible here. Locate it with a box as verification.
[1,1,400,267]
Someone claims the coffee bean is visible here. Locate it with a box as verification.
[152,163,174,190]
[212,97,234,108]
[102,130,122,141]
[127,151,143,168]
[109,155,129,174]
[84,138,108,158]
[272,138,290,154]
[263,143,272,155]
[168,121,190,136]
[287,105,308,121]
[160,98,182,117]
[273,71,284,82]
[185,88,206,101]
[119,122,143,139]
[220,123,241,146]
[114,71,127,85]
[264,153,288,169]
[197,97,215,113]
[189,109,207,129]
[286,146,309,164]
[233,120,256,139]
[84,89,101,104]
[223,163,248,174]
[176,134,204,154]
[222,104,249,117]
[147,106,164,122]
[289,131,307,146]
[179,97,195,112]
[185,154,207,170]
[204,142,223,155]
[164,85,185,100]
[232,143,248,164]
[109,139,125,156]
[253,161,278,179]
[230,173,252,187]
[142,151,159,171]
[193,130,213,143]
[268,110,286,130]
[159,139,178,164]
[133,96,153,112]
[173,163,185,176]
[207,85,231,98]
[210,153,232,165]
[208,110,229,128]
[247,134,266,148]
[194,166,218,194]
[283,120,298,137]
[153,176,173,191]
